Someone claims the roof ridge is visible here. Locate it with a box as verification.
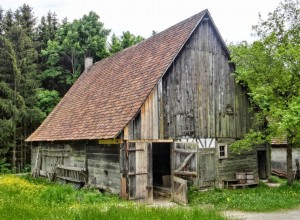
[94,10,208,67]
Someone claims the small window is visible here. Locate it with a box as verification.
[218,144,228,159]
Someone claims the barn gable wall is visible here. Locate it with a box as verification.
[163,19,253,139]
[125,18,253,140]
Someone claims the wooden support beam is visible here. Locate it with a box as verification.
[127,139,173,143]
[173,171,197,177]
[98,139,123,144]
[174,148,197,154]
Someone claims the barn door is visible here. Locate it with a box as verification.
[173,176,187,205]
[128,142,153,204]
[199,148,215,187]
[172,142,197,205]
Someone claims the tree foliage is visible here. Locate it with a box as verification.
[41,11,110,96]
[230,0,300,184]
[109,31,144,54]
[0,4,43,171]
[0,4,145,172]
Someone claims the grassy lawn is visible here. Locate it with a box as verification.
[0,175,226,220]
[189,180,300,212]
[2,174,300,219]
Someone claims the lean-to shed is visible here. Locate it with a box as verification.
[26,9,269,204]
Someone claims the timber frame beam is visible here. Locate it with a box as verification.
[126,139,173,143]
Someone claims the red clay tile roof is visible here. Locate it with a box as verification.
[26,10,208,141]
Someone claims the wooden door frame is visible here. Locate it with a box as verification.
[257,150,267,179]
[123,141,153,204]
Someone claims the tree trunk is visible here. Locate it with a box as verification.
[12,77,17,173]
[286,143,293,185]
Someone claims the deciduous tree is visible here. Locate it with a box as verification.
[42,11,110,96]
[230,0,300,184]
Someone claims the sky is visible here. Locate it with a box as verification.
[1,0,282,43]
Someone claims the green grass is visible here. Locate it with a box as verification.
[189,181,300,212]
[268,175,286,184]
[0,175,227,220]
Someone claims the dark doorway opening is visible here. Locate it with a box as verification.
[257,150,267,179]
[153,143,171,186]
[152,143,171,198]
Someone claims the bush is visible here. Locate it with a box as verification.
[268,175,283,183]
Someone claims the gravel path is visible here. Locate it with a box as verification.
[224,208,300,220]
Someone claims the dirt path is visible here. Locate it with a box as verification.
[224,208,300,220]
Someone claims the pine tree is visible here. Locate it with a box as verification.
[0,5,42,171]
[0,35,23,171]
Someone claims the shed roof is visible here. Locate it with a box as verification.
[27,9,226,141]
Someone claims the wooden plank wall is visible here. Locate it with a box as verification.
[216,138,260,183]
[87,143,120,193]
[31,143,72,176]
[124,19,254,141]
[124,79,163,140]
[217,149,258,183]
[124,112,141,140]
[31,142,120,194]
[162,19,253,140]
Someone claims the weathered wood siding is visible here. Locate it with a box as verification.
[163,19,252,139]
[31,143,80,175]
[124,80,163,140]
[124,18,253,141]
[31,141,120,193]
[217,149,259,182]
[216,139,268,183]
[87,143,120,193]
[124,112,141,140]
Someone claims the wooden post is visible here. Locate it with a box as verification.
[32,149,40,177]
[286,144,293,185]
[295,159,300,180]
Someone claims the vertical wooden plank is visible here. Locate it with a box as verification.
[120,141,128,199]
[148,95,153,139]
[171,142,175,200]
[123,126,129,140]
[140,104,146,139]
[147,143,153,204]
[152,87,159,139]
[128,143,136,199]
[192,50,200,138]
[144,98,149,139]
[135,143,148,200]
[158,79,164,139]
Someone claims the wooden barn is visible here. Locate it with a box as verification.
[26,10,269,204]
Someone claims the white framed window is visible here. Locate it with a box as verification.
[218,143,228,159]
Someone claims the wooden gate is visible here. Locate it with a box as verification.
[172,142,197,205]
[199,148,216,187]
[127,142,153,204]
[173,176,187,205]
